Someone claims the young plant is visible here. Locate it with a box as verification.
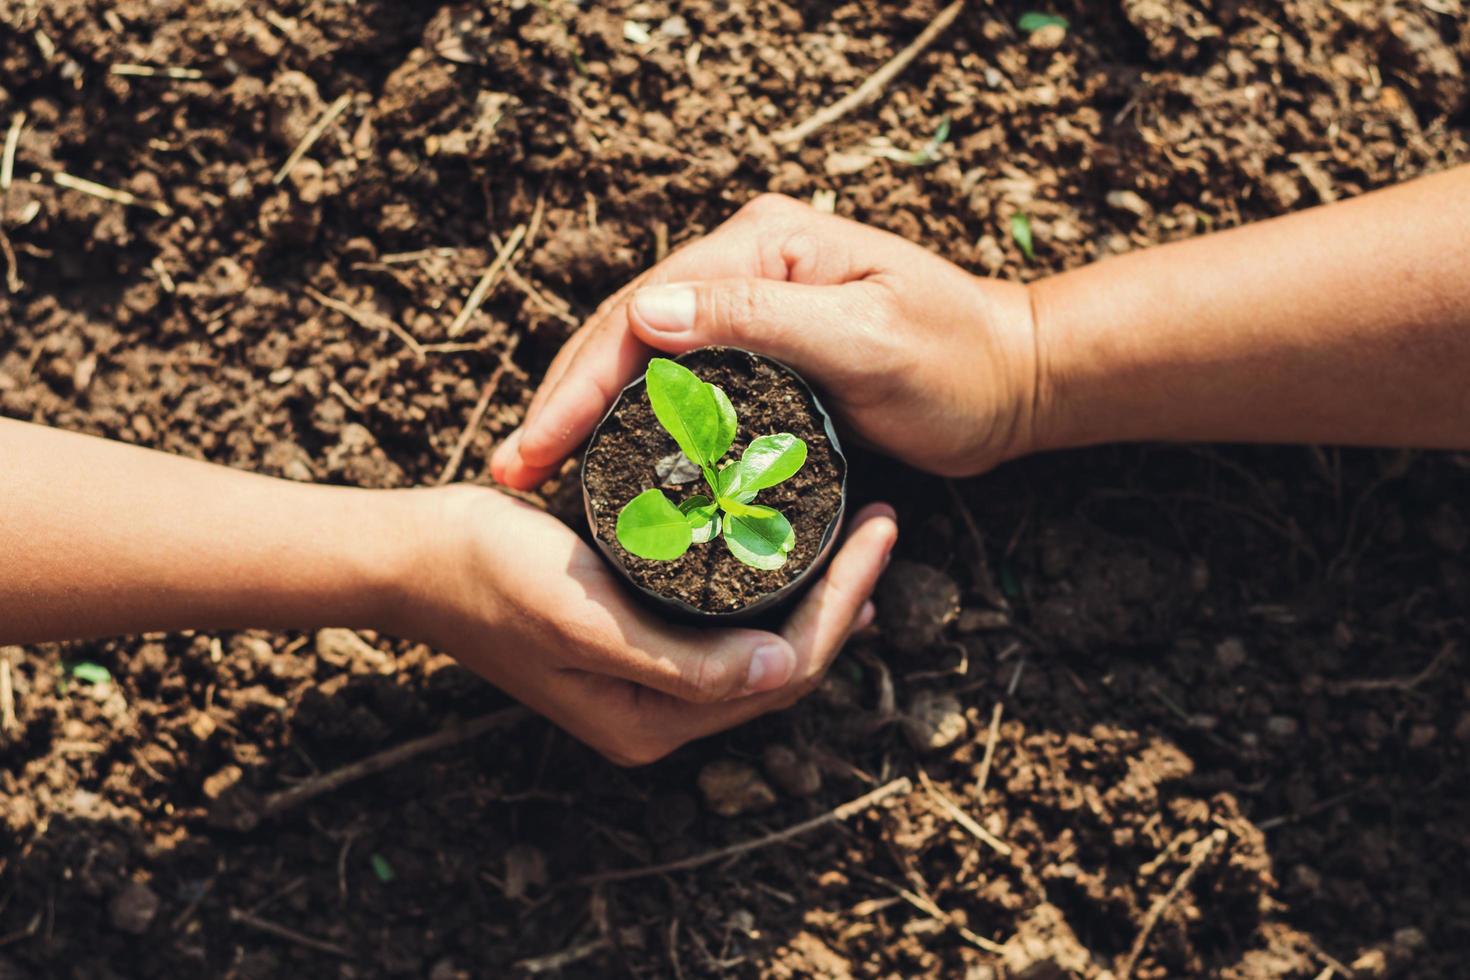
[615,358,808,570]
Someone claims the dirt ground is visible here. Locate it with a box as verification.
[2,1,1468,977]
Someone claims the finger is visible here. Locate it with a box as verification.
[508,205,821,478]
[487,428,563,489]
[637,504,898,745]
[499,197,892,487]
[781,502,898,678]
[511,247,753,472]
[565,505,895,709]
[626,278,890,390]
[514,321,652,470]
[489,320,597,486]
[519,271,645,431]
[580,617,801,706]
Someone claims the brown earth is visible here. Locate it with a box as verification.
[583,346,845,616]
[1,1,1468,977]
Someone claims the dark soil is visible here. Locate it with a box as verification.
[583,346,845,615]
[2,1,1469,978]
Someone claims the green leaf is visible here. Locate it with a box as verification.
[679,494,721,544]
[616,488,694,560]
[736,433,807,495]
[646,358,723,468]
[370,853,396,884]
[907,115,952,166]
[66,661,112,686]
[1017,11,1068,33]
[716,461,757,505]
[709,383,738,461]
[723,505,796,571]
[1010,213,1036,261]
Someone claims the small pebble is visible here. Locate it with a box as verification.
[202,764,243,801]
[956,608,1009,633]
[1106,189,1151,218]
[109,882,160,935]
[1028,23,1067,50]
[698,760,777,817]
[1407,723,1436,749]
[1289,864,1322,895]
[901,689,967,753]
[762,744,822,797]
[1215,637,1248,671]
[503,843,547,900]
[875,561,960,654]
[429,959,469,980]
[1454,711,1470,742]
[1265,715,1299,738]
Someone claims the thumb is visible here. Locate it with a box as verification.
[627,279,880,381]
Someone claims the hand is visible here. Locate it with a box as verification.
[390,486,897,765]
[491,193,1041,488]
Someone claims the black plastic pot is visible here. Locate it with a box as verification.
[581,346,848,626]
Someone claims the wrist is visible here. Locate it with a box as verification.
[370,484,510,645]
[1023,268,1141,456]
[307,485,435,636]
[961,274,1050,472]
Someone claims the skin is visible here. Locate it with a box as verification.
[494,166,1470,494]
[13,165,1470,764]
[0,418,896,765]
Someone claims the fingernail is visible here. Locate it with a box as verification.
[854,600,876,632]
[492,427,521,464]
[632,285,696,334]
[744,642,796,694]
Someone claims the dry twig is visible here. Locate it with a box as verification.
[975,701,1004,797]
[110,64,204,80]
[517,936,613,974]
[856,869,1007,954]
[917,769,1011,856]
[259,707,530,823]
[1,112,23,199]
[504,265,579,327]
[448,223,526,337]
[1325,641,1455,695]
[53,171,171,216]
[436,335,522,485]
[580,777,912,885]
[228,908,354,959]
[0,230,19,294]
[772,0,966,146]
[304,285,426,362]
[273,92,352,185]
[855,645,896,721]
[0,659,15,733]
[944,479,1008,608]
[0,912,41,948]
[1119,829,1227,979]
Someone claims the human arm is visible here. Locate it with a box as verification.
[1031,163,1470,452]
[493,165,1470,488]
[0,417,895,763]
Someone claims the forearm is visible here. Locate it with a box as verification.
[0,418,423,645]
[1031,165,1470,452]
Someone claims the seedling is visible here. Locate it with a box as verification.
[58,660,111,694]
[370,853,396,883]
[615,358,808,570]
[1010,212,1036,261]
[1017,11,1069,33]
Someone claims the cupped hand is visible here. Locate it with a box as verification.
[392,486,896,765]
[491,193,1042,488]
